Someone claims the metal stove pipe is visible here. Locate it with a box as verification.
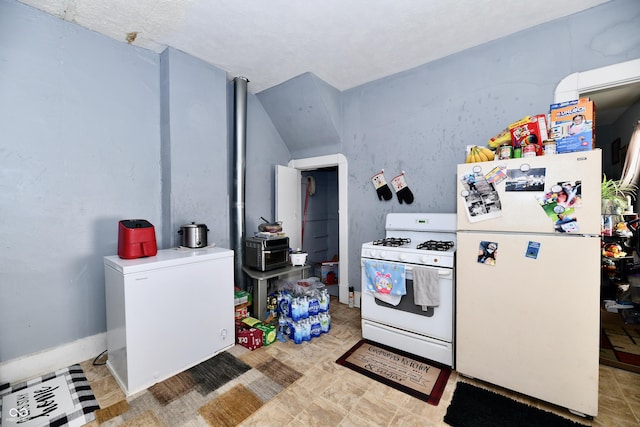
[232,76,249,289]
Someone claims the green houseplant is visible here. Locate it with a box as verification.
[601,174,637,214]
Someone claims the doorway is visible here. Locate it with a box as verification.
[300,168,339,296]
[276,154,349,304]
[554,57,640,180]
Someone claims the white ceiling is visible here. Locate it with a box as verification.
[19,0,610,94]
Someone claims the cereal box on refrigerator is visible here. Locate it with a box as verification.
[549,98,596,153]
[508,114,549,156]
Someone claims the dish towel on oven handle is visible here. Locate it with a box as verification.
[364,260,406,306]
[413,266,440,310]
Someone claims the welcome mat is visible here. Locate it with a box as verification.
[0,364,99,427]
[443,382,588,427]
[335,339,450,405]
[600,310,640,373]
[95,350,303,426]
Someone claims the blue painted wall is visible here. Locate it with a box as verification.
[340,0,640,287]
[0,0,161,362]
[258,72,342,158]
[0,0,265,363]
[244,93,291,234]
[159,47,230,248]
[1,0,639,366]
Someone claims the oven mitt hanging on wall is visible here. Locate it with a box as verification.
[391,172,414,204]
[371,170,393,201]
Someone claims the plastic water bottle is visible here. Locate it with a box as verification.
[310,315,321,338]
[308,295,319,316]
[278,316,288,341]
[318,289,329,312]
[319,312,329,334]
[286,317,294,339]
[278,292,291,317]
[292,321,303,344]
[291,297,301,322]
[300,296,309,319]
[302,318,311,341]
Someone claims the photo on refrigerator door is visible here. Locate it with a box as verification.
[537,181,583,209]
[503,166,545,192]
[525,241,541,259]
[554,212,579,233]
[484,165,508,185]
[477,241,498,265]
[536,200,579,233]
[536,181,581,233]
[460,167,502,223]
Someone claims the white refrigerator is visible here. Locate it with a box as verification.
[455,149,601,417]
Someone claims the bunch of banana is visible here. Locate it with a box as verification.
[465,146,495,163]
[488,128,511,148]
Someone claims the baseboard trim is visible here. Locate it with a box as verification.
[0,332,107,384]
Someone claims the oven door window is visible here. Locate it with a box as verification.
[373,279,435,317]
[265,249,288,266]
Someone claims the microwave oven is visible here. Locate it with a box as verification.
[244,236,290,271]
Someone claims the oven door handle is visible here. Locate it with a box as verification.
[361,259,453,277]
[405,266,452,277]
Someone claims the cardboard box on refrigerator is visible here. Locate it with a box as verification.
[549,98,596,153]
[508,114,549,156]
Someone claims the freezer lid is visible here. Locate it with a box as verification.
[104,247,234,274]
[456,149,602,235]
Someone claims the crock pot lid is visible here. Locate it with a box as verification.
[181,222,207,228]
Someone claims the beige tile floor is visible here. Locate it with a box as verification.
[81,298,640,426]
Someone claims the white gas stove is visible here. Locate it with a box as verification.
[360,213,457,367]
[361,213,456,268]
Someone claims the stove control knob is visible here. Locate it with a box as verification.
[379,251,386,259]
[369,250,377,258]
[421,255,429,264]
[399,253,407,261]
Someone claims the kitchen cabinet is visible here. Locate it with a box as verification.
[104,247,234,396]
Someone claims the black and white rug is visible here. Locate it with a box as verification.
[0,364,99,427]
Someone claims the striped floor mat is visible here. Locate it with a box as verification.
[0,364,99,427]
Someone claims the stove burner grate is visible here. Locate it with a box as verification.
[417,240,455,251]
[372,237,411,247]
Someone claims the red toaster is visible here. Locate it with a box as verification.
[118,219,158,259]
